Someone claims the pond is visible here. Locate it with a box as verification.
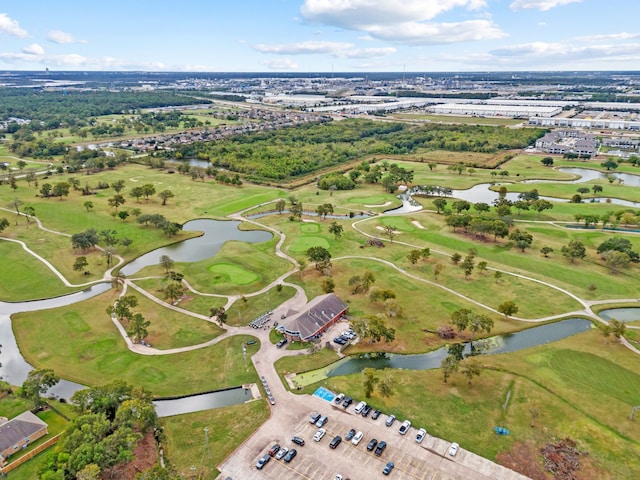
[121,219,272,276]
[558,167,640,186]
[598,307,640,323]
[299,318,592,381]
[154,386,254,417]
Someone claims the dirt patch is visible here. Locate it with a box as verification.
[411,220,425,229]
[496,441,548,480]
[102,430,158,479]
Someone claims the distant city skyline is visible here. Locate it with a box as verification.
[0,1,638,72]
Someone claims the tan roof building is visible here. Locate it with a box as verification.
[0,411,48,465]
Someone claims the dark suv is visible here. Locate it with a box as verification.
[329,435,342,449]
[342,396,353,408]
[292,436,305,446]
[374,440,387,456]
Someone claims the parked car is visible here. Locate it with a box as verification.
[448,442,460,457]
[256,453,270,470]
[372,409,382,420]
[334,393,345,404]
[351,431,363,445]
[291,436,305,446]
[283,448,297,463]
[314,428,326,442]
[268,444,280,457]
[374,440,387,456]
[361,405,372,417]
[309,412,321,424]
[342,396,353,408]
[383,461,395,475]
[345,428,356,441]
[335,475,343,480]
[385,414,396,427]
[275,447,288,460]
[276,339,287,348]
[333,337,346,345]
[329,435,342,449]
[366,438,378,451]
[416,428,426,443]
[354,401,367,414]
[399,420,411,435]
[315,415,328,428]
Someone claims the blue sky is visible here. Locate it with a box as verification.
[0,0,637,72]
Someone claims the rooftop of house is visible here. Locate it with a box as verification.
[0,411,48,455]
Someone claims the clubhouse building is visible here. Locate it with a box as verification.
[278,293,348,342]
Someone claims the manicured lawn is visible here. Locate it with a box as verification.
[0,240,80,301]
[12,290,259,396]
[208,263,259,285]
[288,235,330,253]
[300,222,321,233]
[161,400,270,479]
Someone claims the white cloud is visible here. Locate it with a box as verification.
[367,20,507,44]
[47,30,86,44]
[22,43,45,55]
[300,1,503,45]
[0,13,28,38]
[576,32,640,42]
[509,0,581,11]
[261,58,298,70]
[301,0,486,28]
[254,40,395,59]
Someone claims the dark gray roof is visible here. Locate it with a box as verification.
[0,411,48,454]
[282,293,348,340]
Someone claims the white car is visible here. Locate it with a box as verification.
[335,475,343,480]
[416,428,426,443]
[314,428,327,442]
[399,420,411,435]
[275,447,288,460]
[448,442,460,457]
[351,430,363,445]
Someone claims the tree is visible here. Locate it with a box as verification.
[0,217,9,233]
[20,368,59,407]
[362,270,376,292]
[127,313,150,343]
[561,239,587,263]
[452,200,471,213]
[118,210,130,222]
[8,197,23,218]
[441,355,459,383]
[497,300,519,319]
[509,228,533,252]
[378,373,395,398]
[159,255,174,274]
[601,159,618,171]
[290,202,303,220]
[450,308,472,333]
[130,186,145,202]
[540,246,554,257]
[275,199,286,214]
[433,263,444,280]
[349,275,363,294]
[322,277,335,293]
[141,183,156,200]
[328,221,343,239]
[421,248,431,260]
[73,256,89,272]
[468,314,494,343]
[351,315,395,344]
[111,295,138,321]
[306,246,332,272]
[603,250,630,274]
[40,182,52,198]
[577,187,590,196]
[597,237,639,262]
[460,360,482,385]
[71,229,100,251]
[541,157,554,166]
[407,249,421,264]
[84,200,94,212]
[363,368,379,398]
[460,252,475,278]
[383,224,395,242]
[592,184,603,198]
[108,194,126,211]
[530,199,553,216]
[451,253,462,264]
[23,205,35,223]
[211,307,227,324]
[111,179,126,193]
[433,198,447,214]
[159,189,174,205]
[52,181,70,199]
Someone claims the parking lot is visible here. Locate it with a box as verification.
[217,390,529,480]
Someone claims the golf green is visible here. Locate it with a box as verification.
[209,263,259,285]
[288,236,330,253]
[300,222,320,233]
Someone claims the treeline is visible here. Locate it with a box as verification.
[0,89,208,129]
[167,119,544,182]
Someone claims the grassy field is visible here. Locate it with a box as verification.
[11,289,259,396]
[389,112,523,127]
[161,400,270,479]
[225,284,297,327]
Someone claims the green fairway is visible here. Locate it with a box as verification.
[226,284,297,326]
[208,263,259,285]
[347,195,388,205]
[300,222,321,233]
